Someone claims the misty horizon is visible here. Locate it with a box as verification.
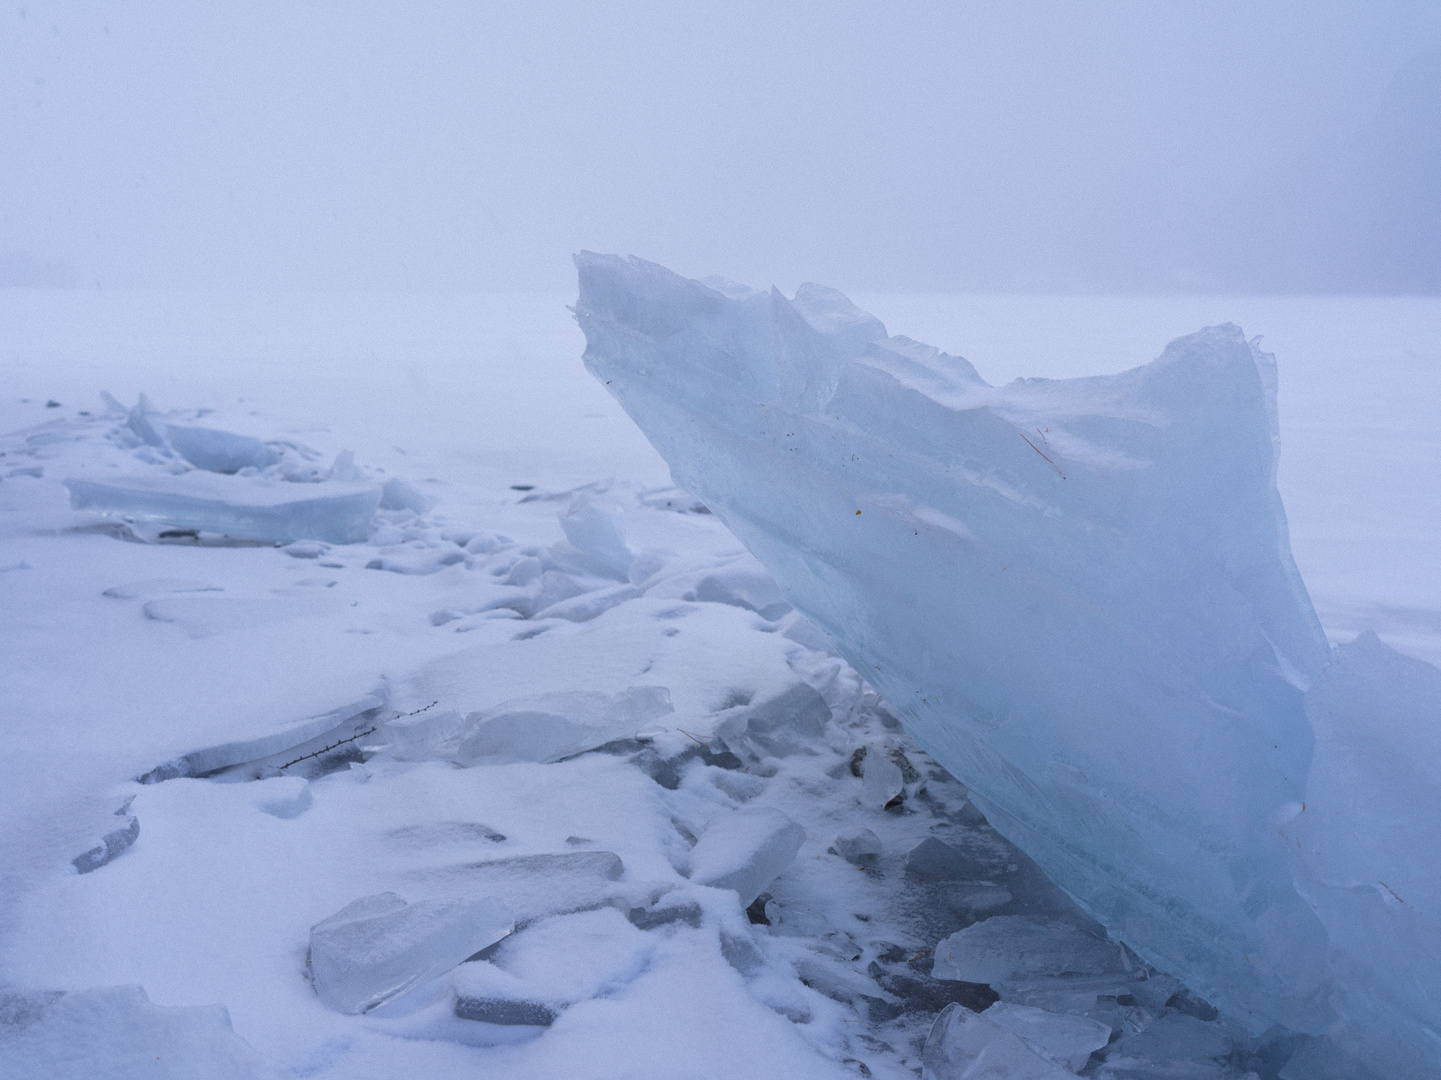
[4,2,1439,295]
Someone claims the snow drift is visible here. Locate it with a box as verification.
[574,253,1441,1076]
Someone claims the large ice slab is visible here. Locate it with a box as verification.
[574,255,1374,1049]
[66,472,382,544]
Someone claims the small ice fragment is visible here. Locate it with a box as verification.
[951,885,1013,914]
[533,582,639,623]
[126,394,168,447]
[905,837,995,883]
[931,917,1124,984]
[792,954,893,1005]
[923,1002,1076,1080]
[102,578,223,599]
[409,852,625,922]
[464,532,502,555]
[720,928,765,976]
[693,561,792,620]
[165,425,276,473]
[309,892,514,1014]
[776,611,837,654]
[282,540,328,559]
[835,828,883,867]
[72,816,139,874]
[326,450,364,482]
[387,687,673,766]
[1105,1012,1231,1062]
[380,476,435,514]
[249,776,312,819]
[559,496,633,580]
[66,473,382,544]
[502,556,543,587]
[454,997,557,1026]
[862,751,905,808]
[688,806,806,907]
[388,821,506,847]
[465,907,651,1008]
[713,682,831,759]
[0,984,257,1080]
[984,1001,1111,1071]
[627,902,703,931]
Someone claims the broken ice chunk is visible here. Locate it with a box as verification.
[931,917,1125,984]
[834,828,883,867]
[712,682,831,759]
[165,425,276,473]
[688,807,805,907]
[379,476,435,514]
[409,852,625,923]
[792,954,895,1006]
[693,561,792,621]
[386,687,673,766]
[923,1002,1076,1080]
[72,815,139,874]
[281,540,328,559]
[136,686,385,783]
[1104,1012,1231,1063]
[66,473,382,544]
[533,582,640,623]
[461,907,652,1009]
[126,394,168,448]
[558,496,633,580]
[248,776,312,819]
[862,751,904,808]
[309,892,514,1014]
[0,984,257,1080]
[984,1001,1111,1071]
[905,837,1003,883]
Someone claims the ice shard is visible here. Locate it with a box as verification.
[574,255,1342,1037]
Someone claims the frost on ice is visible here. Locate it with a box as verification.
[575,253,1441,1074]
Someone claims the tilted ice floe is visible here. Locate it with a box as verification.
[575,253,1441,1076]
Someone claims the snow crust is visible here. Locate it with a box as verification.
[575,253,1441,1076]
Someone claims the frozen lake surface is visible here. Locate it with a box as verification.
[1,289,1436,1078]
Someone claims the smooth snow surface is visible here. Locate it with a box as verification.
[1,286,1436,1079]
[576,255,1441,1077]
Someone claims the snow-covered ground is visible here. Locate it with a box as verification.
[1,289,1436,1079]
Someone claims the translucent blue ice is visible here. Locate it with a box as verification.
[574,253,1441,1075]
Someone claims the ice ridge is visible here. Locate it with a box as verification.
[573,252,1438,1074]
